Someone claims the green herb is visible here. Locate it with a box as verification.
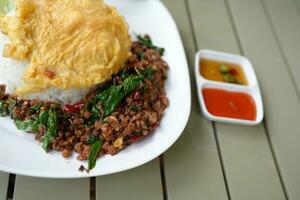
[130,105,142,111]
[87,75,144,119]
[0,100,9,117]
[143,67,154,80]
[140,85,148,93]
[15,119,39,132]
[38,110,49,125]
[41,109,58,152]
[0,99,16,117]
[96,85,124,117]
[88,140,103,171]
[137,35,165,56]
[219,65,241,84]
[7,99,16,117]
[132,131,143,136]
[223,74,239,84]
[14,109,49,134]
[102,118,109,123]
[87,135,100,144]
[220,65,229,74]
[119,70,129,79]
[138,52,145,60]
[122,75,144,94]
[31,104,41,111]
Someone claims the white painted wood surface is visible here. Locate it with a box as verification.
[96,159,163,200]
[295,0,300,12]
[187,0,286,199]
[13,176,89,200]
[228,0,300,199]
[263,0,300,94]
[0,172,8,200]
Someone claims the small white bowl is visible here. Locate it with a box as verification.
[195,49,264,125]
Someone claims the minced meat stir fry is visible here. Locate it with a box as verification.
[0,36,169,172]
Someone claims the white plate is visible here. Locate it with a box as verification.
[0,0,191,178]
[195,49,263,125]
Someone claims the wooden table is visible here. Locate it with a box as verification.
[1,0,300,199]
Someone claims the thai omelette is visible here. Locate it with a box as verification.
[0,0,131,96]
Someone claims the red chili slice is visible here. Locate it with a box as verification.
[73,101,85,110]
[64,104,78,113]
[129,135,144,143]
[229,68,238,75]
[151,123,158,129]
[64,101,85,113]
[133,91,141,100]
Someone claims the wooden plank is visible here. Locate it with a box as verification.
[161,0,229,200]
[14,176,89,200]
[188,0,286,199]
[227,0,300,199]
[0,172,9,200]
[262,0,300,95]
[294,0,300,13]
[96,159,163,200]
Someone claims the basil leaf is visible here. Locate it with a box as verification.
[88,75,143,119]
[119,70,129,79]
[88,140,103,171]
[38,110,49,125]
[137,35,152,46]
[41,109,58,152]
[0,99,16,117]
[137,35,165,56]
[15,120,39,132]
[143,67,154,80]
[0,100,9,117]
[14,110,50,134]
[122,75,143,94]
[7,99,16,114]
[130,105,141,111]
[97,85,123,117]
[138,52,145,60]
[87,135,99,144]
[31,104,41,111]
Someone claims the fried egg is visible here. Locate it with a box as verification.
[0,0,131,96]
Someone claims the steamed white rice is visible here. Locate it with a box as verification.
[0,33,89,104]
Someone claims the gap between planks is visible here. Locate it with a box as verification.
[212,122,232,200]
[90,177,96,200]
[159,155,168,200]
[6,174,15,200]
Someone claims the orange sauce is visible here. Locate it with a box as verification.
[200,58,248,85]
[202,88,256,121]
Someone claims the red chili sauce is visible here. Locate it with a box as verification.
[202,88,256,121]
